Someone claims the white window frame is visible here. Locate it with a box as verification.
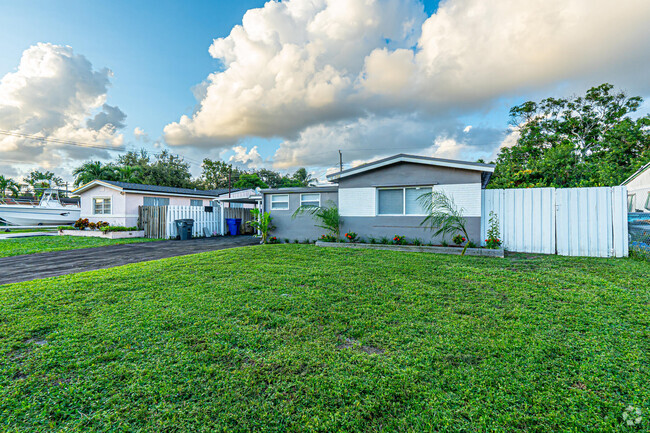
[376,186,432,216]
[645,192,650,211]
[92,196,112,215]
[300,193,321,207]
[270,194,290,210]
[628,194,636,212]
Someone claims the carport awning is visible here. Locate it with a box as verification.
[217,195,261,204]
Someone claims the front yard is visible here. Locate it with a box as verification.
[0,235,158,258]
[1,245,648,431]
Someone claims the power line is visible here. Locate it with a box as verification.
[0,129,126,151]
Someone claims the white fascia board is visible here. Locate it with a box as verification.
[329,156,494,181]
[124,190,219,199]
[72,180,124,195]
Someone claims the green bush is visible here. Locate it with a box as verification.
[100,226,139,233]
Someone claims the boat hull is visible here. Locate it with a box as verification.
[0,205,81,226]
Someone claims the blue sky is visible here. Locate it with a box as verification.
[0,0,648,180]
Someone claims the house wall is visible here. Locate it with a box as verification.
[264,162,485,243]
[626,167,650,212]
[336,162,483,243]
[80,186,214,227]
[264,191,339,241]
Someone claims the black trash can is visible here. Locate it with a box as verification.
[174,219,194,240]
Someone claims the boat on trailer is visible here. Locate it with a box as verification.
[0,189,80,226]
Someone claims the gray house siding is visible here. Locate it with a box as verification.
[265,191,338,241]
[336,162,482,188]
[262,158,490,244]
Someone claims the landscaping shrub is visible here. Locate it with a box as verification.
[268,236,279,244]
[100,226,139,233]
[74,218,90,230]
[392,235,406,245]
[319,234,337,242]
[452,234,466,245]
[379,236,390,244]
[344,232,359,243]
[485,211,502,249]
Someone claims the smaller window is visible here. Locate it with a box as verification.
[628,194,636,212]
[645,192,650,211]
[270,194,289,210]
[300,193,320,207]
[93,197,111,215]
[143,197,170,206]
[190,199,203,207]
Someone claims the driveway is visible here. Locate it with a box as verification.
[0,236,259,285]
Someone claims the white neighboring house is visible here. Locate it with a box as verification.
[622,162,650,213]
[72,180,230,227]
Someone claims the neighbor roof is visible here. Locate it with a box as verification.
[72,179,233,198]
[326,154,495,182]
[621,162,650,186]
[260,186,339,194]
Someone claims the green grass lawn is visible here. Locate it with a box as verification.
[1,246,649,432]
[0,235,159,258]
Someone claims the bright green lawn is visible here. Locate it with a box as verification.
[0,235,158,257]
[1,245,649,432]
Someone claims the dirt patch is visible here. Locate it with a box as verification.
[571,382,587,390]
[337,336,385,355]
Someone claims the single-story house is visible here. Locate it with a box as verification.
[622,162,650,213]
[72,180,234,227]
[260,154,495,242]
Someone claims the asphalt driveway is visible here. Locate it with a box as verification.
[0,236,259,285]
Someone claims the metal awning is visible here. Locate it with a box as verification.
[216,195,262,204]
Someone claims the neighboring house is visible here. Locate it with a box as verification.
[216,188,257,208]
[72,180,229,227]
[622,162,650,213]
[261,154,495,242]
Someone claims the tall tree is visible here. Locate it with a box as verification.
[490,84,650,188]
[26,170,65,197]
[72,161,115,187]
[143,150,193,188]
[115,165,143,184]
[200,159,242,189]
[0,175,20,198]
[233,173,268,189]
[255,168,283,188]
[291,168,317,187]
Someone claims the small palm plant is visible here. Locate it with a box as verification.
[247,209,275,244]
[292,200,341,241]
[418,190,472,255]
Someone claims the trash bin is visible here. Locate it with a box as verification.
[226,218,239,236]
[174,219,194,240]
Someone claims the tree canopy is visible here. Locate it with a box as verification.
[490,84,650,188]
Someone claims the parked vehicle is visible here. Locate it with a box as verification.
[0,189,80,225]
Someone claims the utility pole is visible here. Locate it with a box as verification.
[338,150,343,173]
[228,165,232,198]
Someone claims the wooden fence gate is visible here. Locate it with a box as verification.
[139,205,168,238]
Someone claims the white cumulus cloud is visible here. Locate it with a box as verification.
[164,0,650,168]
[0,43,125,178]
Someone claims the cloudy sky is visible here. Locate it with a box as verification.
[1,0,649,183]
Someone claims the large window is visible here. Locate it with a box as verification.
[270,194,289,210]
[377,187,432,215]
[93,197,111,215]
[300,193,320,207]
[143,197,170,206]
[190,199,203,207]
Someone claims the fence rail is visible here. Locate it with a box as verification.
[482,186,628,257]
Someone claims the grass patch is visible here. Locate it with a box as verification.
[0,235,158,258]
[0,245,649,431]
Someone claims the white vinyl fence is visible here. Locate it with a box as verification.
[166,204,223,238]
[481,186,628,257]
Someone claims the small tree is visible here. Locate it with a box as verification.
[247,209,275,244]
[292,200,341,240]
[485,211,502,249]
[418,191,472,255]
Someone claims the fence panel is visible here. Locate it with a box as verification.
[482,188,555,254]
[483,186,628,257]
[138,205,167,238]
[166,205,222,238]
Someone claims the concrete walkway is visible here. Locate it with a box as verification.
[0,236,259,285]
